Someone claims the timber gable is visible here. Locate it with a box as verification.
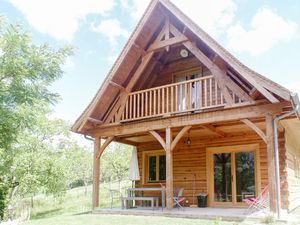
[72,0,291,135]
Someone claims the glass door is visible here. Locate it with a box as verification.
[213,153,232,203]
[235,152,256,202]
[208,145,259,206]
[175,73,201,111]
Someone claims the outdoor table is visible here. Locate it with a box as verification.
[127,187,166,209]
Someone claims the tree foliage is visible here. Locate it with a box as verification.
[0,17,73,219]
[101,143,132,189]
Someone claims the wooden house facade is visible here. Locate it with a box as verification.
[72,0,300,215]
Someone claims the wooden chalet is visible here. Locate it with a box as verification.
[72,0,300,216]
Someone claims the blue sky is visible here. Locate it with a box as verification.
[1,0,300,124]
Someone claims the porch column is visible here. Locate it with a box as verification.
[266,114,277,214]
[165,127,174,209]
[92,137,100,209]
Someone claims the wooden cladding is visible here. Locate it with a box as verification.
[118,75,243,123]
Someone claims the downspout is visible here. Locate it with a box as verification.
[273,93,300,219]
[84,135,94,141]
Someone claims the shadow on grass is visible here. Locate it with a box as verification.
[31,208,63,220]
[73,211,92,216]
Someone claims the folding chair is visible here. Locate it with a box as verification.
[243,186,269,215]
[108,189,123,209]
[173,187,186,210]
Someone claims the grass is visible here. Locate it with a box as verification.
[24,181,131,220]
[24,213,234,225]
[18,181,300,225]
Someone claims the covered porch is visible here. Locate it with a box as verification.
[91,100,291,215]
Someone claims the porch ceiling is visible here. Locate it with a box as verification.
[115,118,266,146]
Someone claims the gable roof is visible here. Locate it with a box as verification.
[72,0,291,134]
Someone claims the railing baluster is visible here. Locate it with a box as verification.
[184,82,188,110]
[189,82,192,110]
[214,79,217,105]
[125,97,129,120]
[221,91,224,105]
[162,88,165,114]
[150,90,152,116]
[180,84,183,111]
[209,78,212,107]
[175,85,178,111]
[133,94,136,118]
[154,89,157,115]
[166,87,169,113]
[129,95,132,119]
[204,79,207,107]
[171,86,174,113]
[199,80,202,109]
[141,92,144,117]
[137,93,140,118]
[145,91,148,117]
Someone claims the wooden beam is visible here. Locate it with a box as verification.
[88,117,103,125]
[92,137,100,209]
[147,35,187,52]
[97,136,114,159]
[109,81,126,92]
[227,70,251,93]
[266,114,277,214]
[202,124,227,138]
[133,42,146,56]
[249,88,260,100]
[165,18,170,52]
[184,39,252,103]
[182,41,234,105]
[114,137,139,146]
[171,126,192,151]
[91,102,289,137]
[149,130,166,149]
[241,119,267,143]
[165,127,174,209]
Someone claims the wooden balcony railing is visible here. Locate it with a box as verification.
[113,75,242,123]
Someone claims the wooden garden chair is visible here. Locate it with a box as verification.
[243,186,269,215]
[173,187,186,210]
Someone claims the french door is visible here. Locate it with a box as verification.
[207,144,261,207]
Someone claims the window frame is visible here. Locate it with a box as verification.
[142,150,166,184]
[172,67,203,84]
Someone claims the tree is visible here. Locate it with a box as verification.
[58,139,93,195]
[101,143,132,191]
[0,16,73,219]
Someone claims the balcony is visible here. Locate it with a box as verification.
[111,75,243,123]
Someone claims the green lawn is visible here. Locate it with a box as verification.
[24,213,234,225]
[19,182,299,225]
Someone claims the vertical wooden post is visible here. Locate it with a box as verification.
[92,137,100,209]
[165,127,173,209]
[266,115,277,214]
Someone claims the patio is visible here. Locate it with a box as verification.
[93,207,268,222]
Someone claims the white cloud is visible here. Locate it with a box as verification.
[62,57,75,71]
[227,7,297,55]
[172,0,236,37]
[107,54,119,64]
[121,0,236,37]
[286,82,300,96]
[9,0,116,41]
[91,18,130,48]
